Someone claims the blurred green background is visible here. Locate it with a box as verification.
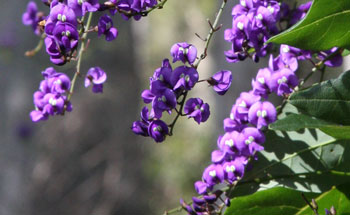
[1,0,348,215]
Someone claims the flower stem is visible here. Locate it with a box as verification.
[67,12,93,102]
[168,91,188,136]
[167,0,227,137]
[25,33,46,57]
[194,0,227,68]
[163,206,183,215]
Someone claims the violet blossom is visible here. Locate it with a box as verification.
[208,70,232,95]
[85,67,107,93]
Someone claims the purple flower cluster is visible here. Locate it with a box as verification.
[182,0,347,208]
[22,0,161,65]
[30,67,72,122]
[22,0,167,123]
[132,42,204,142]
[252,45,305,98]
[186,44,314,213]
[224,0,289,63]
[183,26,341,214]
[24,0,156,65]
[132,42,233,142]
[44,2,80,65]
[207,70,232,96]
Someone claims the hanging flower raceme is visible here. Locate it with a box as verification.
[132,43,214,142]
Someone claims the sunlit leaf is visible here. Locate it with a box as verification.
[268,0,350,51]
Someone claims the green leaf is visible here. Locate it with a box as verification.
[270,113,350,139]
[289,70,350,125]
[224,187,318,215]
[320,126,350,139]
[297,183,350,215]
[342,49,350,57]
[228,104,350,197]
[268,0,350,51]
[269,113,330,131]
[225,184,350,215]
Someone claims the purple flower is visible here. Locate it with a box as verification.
[222,157,245,183]
[98,14,118,41]
[43,3,79,65]
[223,117,245,133]
[194,181,208,195]
[141,87,176,119]
[211,149,227,164]
[179,199,195,215]
[252,67,273,98]
[116,0,157,21]
[192,197,206,206]
[318,48,343,67]
[203,193,219,204]
[151,89,177,119]
[132,121,149,136]
[280,44,311,62]
[150,59,173,90]
[224,0,285,64]
[224,37,247,63]
[248,101,276,129]
[67,0,100,17]
[171,66,199,91]
[217,131,239,155]
[30,91,72,122]
[48,3,77,27]
[270,53,298,73]
[148,120,169,142]
[237,127,265,155]
[131,107,151,136]
[208,70,232,95]
[202,164,224,188]
[52,23,79,52]
[184,98,210,124]
[85,67,107,93]
[223,104,246,132]
[170,42,197,64]
[22,1,44,35]
[254,6,277,28]
[233,91,261,122]
[268,68,298,96]
[40,67,71,94]
[44,36,66,65]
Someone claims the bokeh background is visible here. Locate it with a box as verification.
[0,0,349,215]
